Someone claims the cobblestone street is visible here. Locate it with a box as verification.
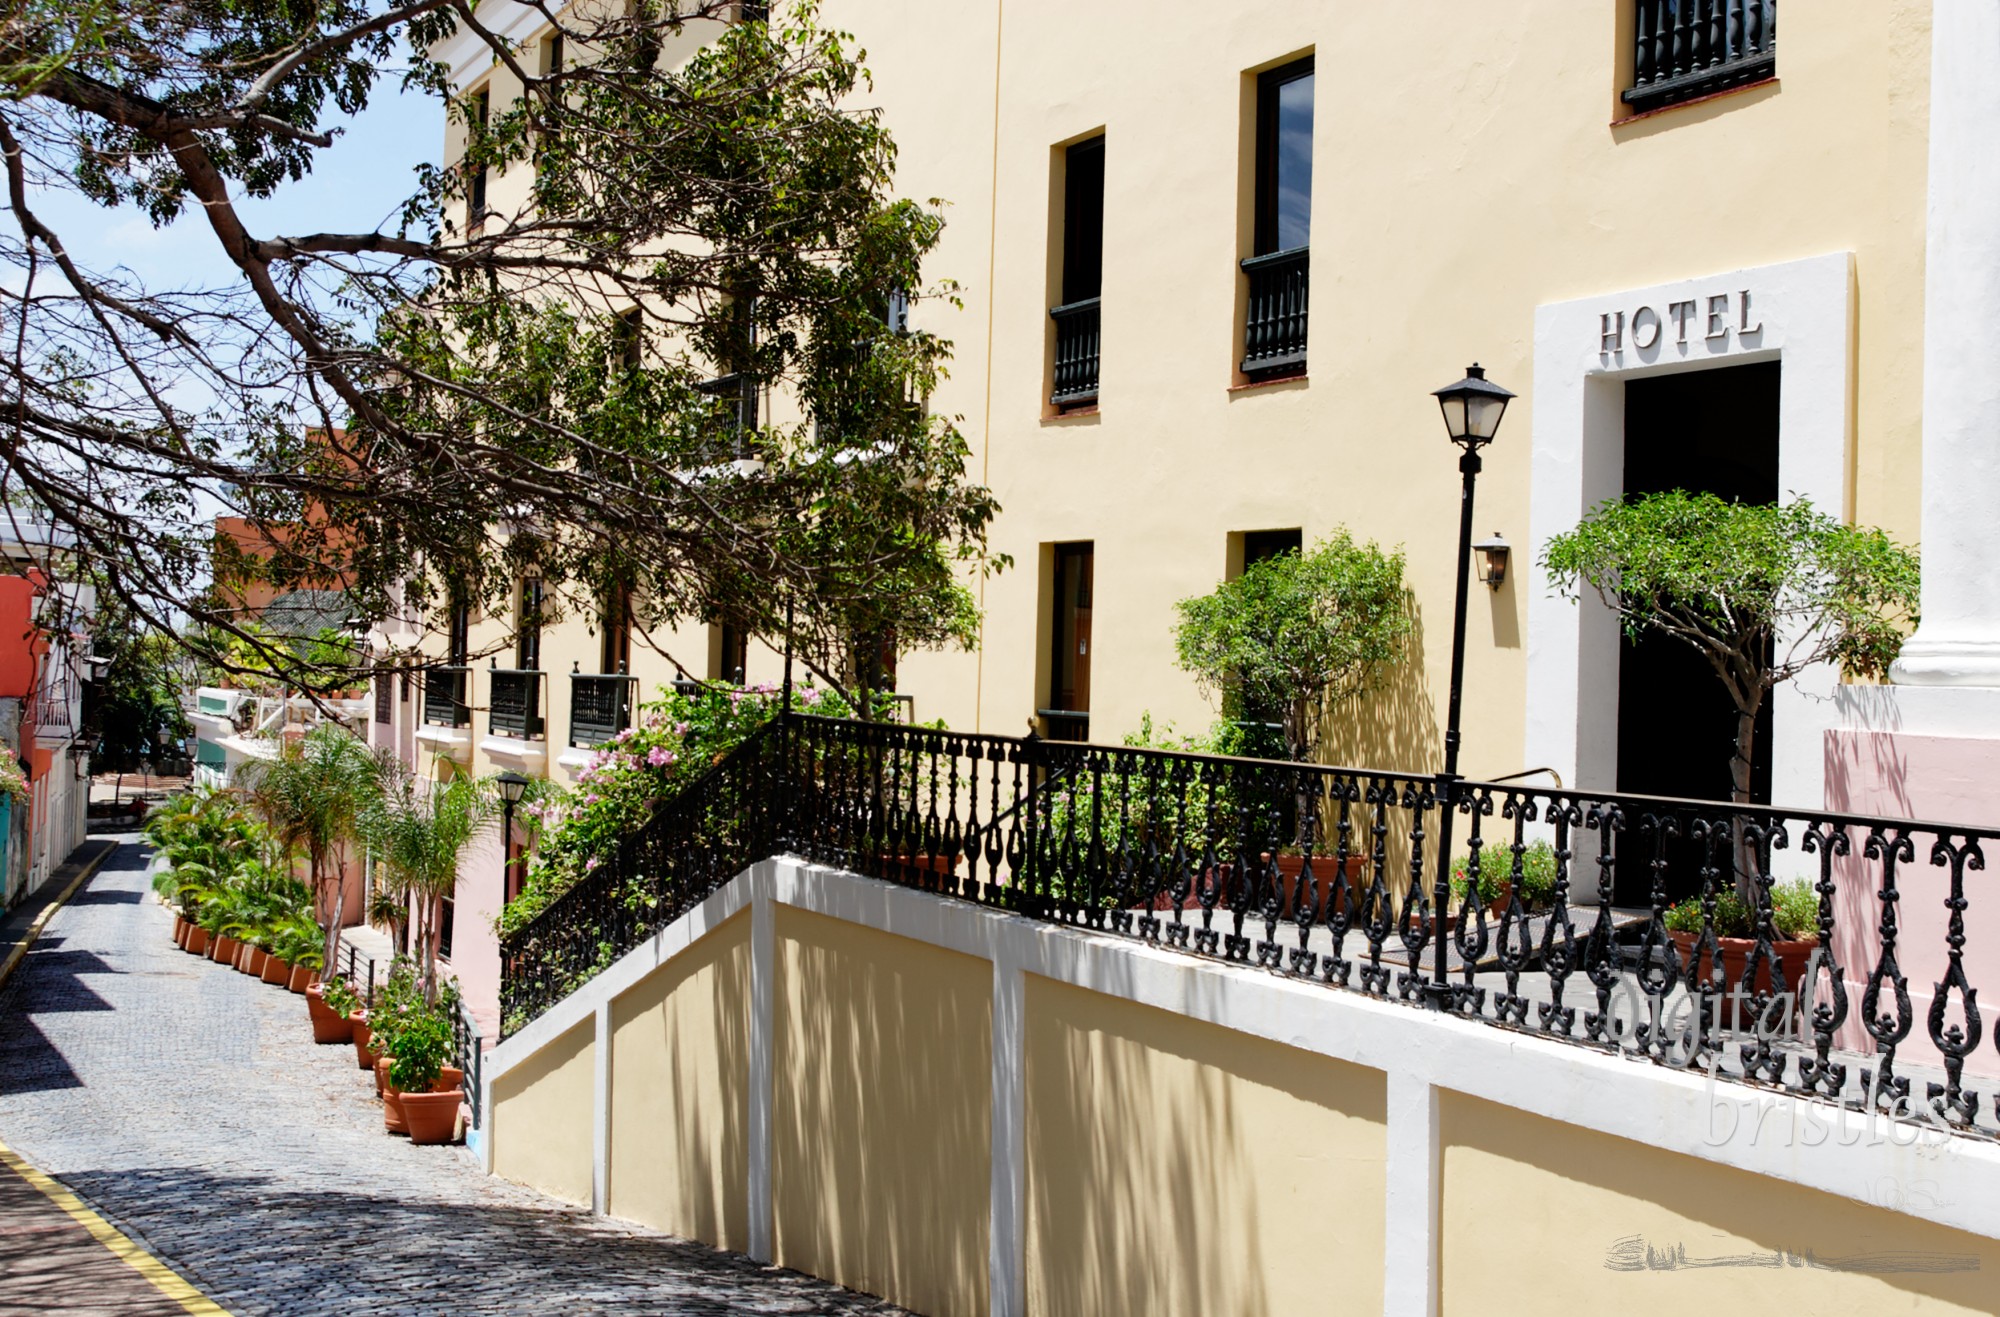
[0,836,909,1316]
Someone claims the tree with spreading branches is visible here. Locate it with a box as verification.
[1542,491,1920,808]
[0,0,998,698]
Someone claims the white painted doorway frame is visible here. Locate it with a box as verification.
[1525,251,1855,810]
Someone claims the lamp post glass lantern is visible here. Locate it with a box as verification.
[1426,363,1512,1007]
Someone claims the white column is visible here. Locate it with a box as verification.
[592,1000,612,1216]
[988,956,1026,1317]
[1382,1071,1441,1317]
[1891,0,2000,686]
[747,864,777,1263]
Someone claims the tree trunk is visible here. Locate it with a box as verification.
[321,847,346,980]
[1730,691,1763,900]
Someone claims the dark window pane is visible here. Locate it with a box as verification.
[1061,136,1105,305]
[1274,73,1313,250]
[1048,543,1093,721]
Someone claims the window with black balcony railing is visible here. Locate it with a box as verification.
[489,666,544,740]
[422,665,471,728]
[569,667,636,748]
[1241,56,1313,381]
[1624,0,1775,115]
[1049,134,1104,410]
[1049,299,1101,409]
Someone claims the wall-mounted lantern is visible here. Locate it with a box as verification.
[1473,532,1511,589]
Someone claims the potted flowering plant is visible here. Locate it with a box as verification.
[1664,878,1819,1001]
[387,1010,462,1145]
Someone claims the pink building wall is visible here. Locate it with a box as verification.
[1823,727,2000,1081]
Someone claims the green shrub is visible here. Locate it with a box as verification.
[1663,879,1817,940]
[1448,840,1560,911]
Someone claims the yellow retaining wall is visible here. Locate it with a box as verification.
[490,1016,595,1207]
[1023,975,1387,1315]
[1440,1092,2000,1316]
[607,909,752,1249]
[772,906,993,1317]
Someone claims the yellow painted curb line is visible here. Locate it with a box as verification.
[0,1137,230,1315]
[0,839,117,993]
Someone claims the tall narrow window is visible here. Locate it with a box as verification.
[715,621,748,684]
[438,891,456,961]
[614,308,643,372]
[467,87,490,223]
[1043,543,1094,742]
[600,585,632,673]
[516,577,544,670]
[1242,57,1312,380]
[541,29,564,78]
[1050,135,1104,411]
[447,598,471,667]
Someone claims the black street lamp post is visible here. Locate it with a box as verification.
[497,770,530,903]
[1425,363,1515,1007]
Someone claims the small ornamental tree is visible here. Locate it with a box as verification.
[1541,491,1920,808]
[1173,530,1411,762]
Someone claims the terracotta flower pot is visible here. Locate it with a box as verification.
[352,1016,379,1071]
[434,1064,464,1094]
[383,1086,408,1135]
[375,1054,390,1098]
[288,963,313,993]
[210,934,237,964]
[1669,930,1821,1025]
[172,915,188,945]
[306,986,355,1045]
[400,1089,463,1146]
[185,927,210,956]
[260,955,291,986]
[243,946,267,976]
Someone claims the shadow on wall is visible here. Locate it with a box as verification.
[606,911,751,1249]
[1023,972,1387,1315]
[1320,595,1440,779]
[771,908,991,1317]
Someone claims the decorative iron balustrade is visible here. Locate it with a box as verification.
[569,671,637,747]
[1240,246,1309,379]
[1049,298,1101,408]
[489,668,544,740]
[1625,0,1775,114]
[500,721,781,1031]
[500,712,2000,1142]
[453,1001,484,1133]
[422,666,471,728]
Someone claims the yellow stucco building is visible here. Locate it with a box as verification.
[409,0,2000,1045]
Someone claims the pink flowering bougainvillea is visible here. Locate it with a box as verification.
[497,681,853,937]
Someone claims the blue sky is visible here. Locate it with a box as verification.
[33,73,441,297]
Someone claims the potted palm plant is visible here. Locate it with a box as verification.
[237,725,378,985]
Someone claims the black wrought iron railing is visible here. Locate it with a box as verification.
[500,721,781,1032]
[489,668,544,740]
[1049,297,1101,408]
[570,670,637,747]
[422,666,471,728]
[453,1001,484,1132]
[1240,246,1308,379]
[500,712,2000,1141]
[1625,0,1775,114]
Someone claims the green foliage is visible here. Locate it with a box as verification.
[1663,879,1818,940]
[1448,840,1560,911]
[5,0,1002,705]
[322,975,362,1020]
[88,596,192,773]
[1543,493,1919,805]
[143,786,322,956]
[374,961,461,1092]
[1173,531,1410,761]
[499,680,849,938]
[236,726,378,970]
